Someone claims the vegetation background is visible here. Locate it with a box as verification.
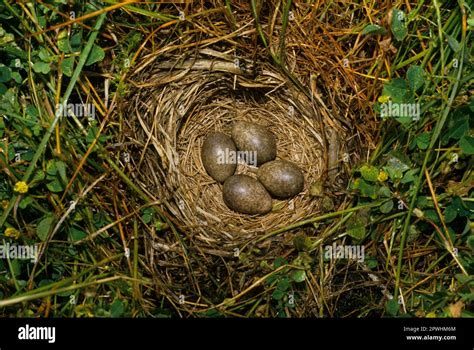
[0,0,472,317]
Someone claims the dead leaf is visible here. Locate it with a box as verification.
[379,37,397,54]
[448,300,464,318]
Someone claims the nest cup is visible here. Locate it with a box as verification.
[125,57,348,249]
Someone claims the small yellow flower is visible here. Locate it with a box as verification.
[377,170,389,182]
[1,200,8,209]
[378,95,391,104]
[5,227,20,239]
[14,181,28,194]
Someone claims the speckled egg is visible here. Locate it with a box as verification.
[257,160,304,199]
[231,121,277,166]
[201,132,237,183]
[222,175,272,215]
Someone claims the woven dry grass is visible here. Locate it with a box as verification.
[126,59,341,241]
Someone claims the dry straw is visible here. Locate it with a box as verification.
[126,55,349,243]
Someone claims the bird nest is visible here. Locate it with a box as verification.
[116,1,381,315]
[123,57,350,249]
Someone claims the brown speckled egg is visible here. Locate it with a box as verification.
[231,121,276,166]
[201,132,237,183]
[222,175,272,215]
[257,160,304,199]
